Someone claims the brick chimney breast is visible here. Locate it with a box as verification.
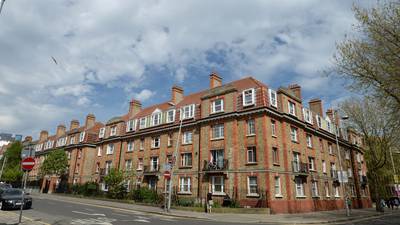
[210,71,222,88]
[39,130,48,142]
[56,124,66,137]
[288,84,302,100]
[309,98,323,116]
[171,85,184,104]
[129,99,142,117]
[85,113,96,128]
[70,120,80,130]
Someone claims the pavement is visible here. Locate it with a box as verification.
[2,193,400,225]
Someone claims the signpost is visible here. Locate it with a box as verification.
[19,157,35,224]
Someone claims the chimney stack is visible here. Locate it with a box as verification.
[326,109,339,126]
[171,85,184,104]
[309,99,323,116]
[288,84,302,100]
[209,71,222,88]
[85,114,96,128]
[129,99,142,117]
[39,130,48,142]
[70,120,80,130]
[56,124,66,137]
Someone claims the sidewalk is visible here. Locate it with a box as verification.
[0,210,47,225]
[34,193,397,224]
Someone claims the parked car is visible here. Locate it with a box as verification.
[0,182,12,190]
[0,188,32,210]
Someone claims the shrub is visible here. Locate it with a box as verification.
[129,188,162,204]
[176,197,195,207]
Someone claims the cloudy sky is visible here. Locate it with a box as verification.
[0,0,376,138]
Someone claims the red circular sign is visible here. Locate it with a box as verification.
[164,171,171,179]
[21,157,35,171]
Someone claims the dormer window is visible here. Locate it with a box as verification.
[303,108,313,124]
[269,89,277,107]
[166,109,175,123]
[69,136,75,145]
[79,132,85,142]
[99,127,105,138]
[316,115,322,128]
[243,88,255,106]
[139,117,147,129]
[181,104,195,120]
[211,99,224,113]
[110,126,117,136]
[288,101,296,116]
[126,120,136,132]
[151,111,162,126]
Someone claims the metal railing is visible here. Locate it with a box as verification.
[292,161,308,174]
[203,159,228,171]
[144,165,160,173]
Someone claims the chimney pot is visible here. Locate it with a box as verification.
[210,71,222,88]
[39,130,48,142]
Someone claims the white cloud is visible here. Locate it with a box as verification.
[0,0,376,136]
[133,89,156,102]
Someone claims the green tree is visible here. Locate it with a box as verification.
[0,142,23,182]
[333,1,400,115]
[103,168,127,199]
[40,149,68,177]
[340,97,400,211]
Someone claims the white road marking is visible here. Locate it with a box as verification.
[137,216,150,220]
[111,213,129,217]
[72,211,106,216]
[133,219,150,223]
[70,217,116,225]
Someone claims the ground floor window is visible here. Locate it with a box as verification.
[211,176,224,194]
[274,176,282,197]
[325,182,330,197]
[247,176,258,195]
[334,185,340,197]
[179,177,191,193]
[101,183,108,192]
[149,178,157,190]
[311,181,319,197]
[295,178,305,197]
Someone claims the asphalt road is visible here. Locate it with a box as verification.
[3,196,400,225]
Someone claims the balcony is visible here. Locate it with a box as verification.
[292,161,308,177]
[203,159,228,172]
[331,169,340,184]
[143,165,160,175]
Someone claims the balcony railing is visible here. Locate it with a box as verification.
[330,169,339,180]
[203,159,228,172]
[292,161,308,175]
[143,165,160,174]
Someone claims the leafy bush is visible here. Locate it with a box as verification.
[129,188,162,204]
[176,197,195,207]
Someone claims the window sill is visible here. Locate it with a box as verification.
[178,192,192,195]
[245,162,258,166]
[246,134,256,137]
[291,140,299,144]
[136,169,143,171]
[212,192,226,196]
[151,147,160,150]
[273,163,280,166]
[272,135,277,138]
[246,194,260,198]
[211,137,224,141]
[182,143,193,146]
[312,196,320,199]
[296,195,307,199]
[210,111,224,115]
[126,150,133,153]
[307,146,313,149]
[275,194,283,198]
[106,153,113,155]
[179,166,193,169]
[243,103,255,107]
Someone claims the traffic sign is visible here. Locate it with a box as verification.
[21,157,35,171]
[164,171,171,179]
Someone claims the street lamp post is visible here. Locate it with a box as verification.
[333,110,350,217]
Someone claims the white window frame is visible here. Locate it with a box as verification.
[79,132,85,143]
[295,178,305,197]
[288,101,296,116]
[312,181,319,197]
[139,117,147,129]
[182,131,192,144]
[151,136,160,148]
[274,176,282,197]
[125,160,132,171]
[247,176,259,196]
[99,127,105,138]
[106,143,114,155]
[97,146,102,157]
[150,157,159,171]
[334,185,340,197]
[181,104,195,120]
[140,138,144,150]
[242,88,255,106]
[247,146,257,163]
[69,136,75,145]
[110,126,117,136]
[126,120,136,132]
[166,109,176,123]
[127,141,134,152]
[303,108,313,124]
[325,182,330,197]
[105,161,112,175]
[271,120,276,136]
[316,115,322,128]
[211,176,225,194]
[167,134,173,147]
[181,153,192,167]
[306,134,312,148]
[268,89,277,107]
[212,124,224,139]
[211,99,224,113]
[247,119,255,136]
[328,143,333,155]
[179,177,191,193]
[308,157,315,171]
[322,160,326,173]
[151,112,162,126]
[137,158,143,170]
[290,127,298,142]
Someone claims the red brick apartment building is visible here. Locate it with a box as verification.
[29,72,371,214]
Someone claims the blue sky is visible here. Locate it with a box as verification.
[0,0,376,138]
